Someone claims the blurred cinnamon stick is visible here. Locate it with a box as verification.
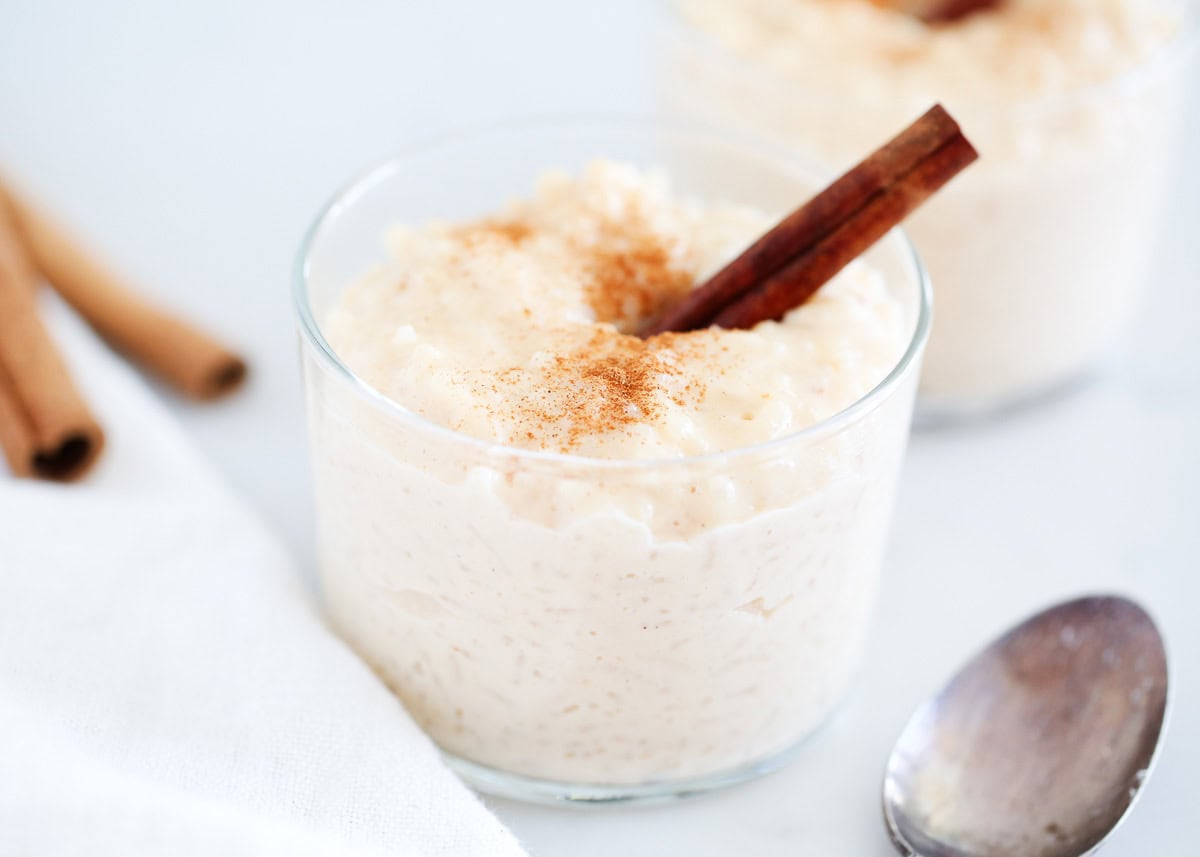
[0,184,247,400]
[871,0,1000,23]
[0,201,104,481]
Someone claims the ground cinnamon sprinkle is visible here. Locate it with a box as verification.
[444,206,711,451]
[489,211,712,450]
[362,170,773,453]
[582,239,694,330]
[496,330,710,452]
[453,219,534,245]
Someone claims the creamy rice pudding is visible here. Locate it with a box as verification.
[300,153,927,792]
[326,162,907,460]
[671,0,1196,409]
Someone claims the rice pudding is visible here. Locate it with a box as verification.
[301,156,927,790]
[670,0,1196,409]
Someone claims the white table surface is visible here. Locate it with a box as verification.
[3,2,1197,854]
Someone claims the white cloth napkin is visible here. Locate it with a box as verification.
[0,301,527,857]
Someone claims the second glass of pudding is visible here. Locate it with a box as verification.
[665,0,1199,417]
[296,121,931,803]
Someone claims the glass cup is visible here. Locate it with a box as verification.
[294,120,931,803]
[661,0,1199,418]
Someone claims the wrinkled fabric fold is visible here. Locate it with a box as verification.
[0,298,526,857]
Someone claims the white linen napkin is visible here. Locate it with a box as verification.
[0,300,527,857]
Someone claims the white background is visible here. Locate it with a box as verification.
[2,2,1197,855]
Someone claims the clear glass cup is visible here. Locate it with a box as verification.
[294,119,932,804]
[661,0,1199,418]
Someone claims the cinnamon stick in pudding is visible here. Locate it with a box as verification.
[871,0,1001,24]
[645,105,977,335]
[0,184,247,400]
[714,127,976,329]
[0,203,104,481]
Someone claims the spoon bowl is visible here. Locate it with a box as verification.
[883,595,1169,857]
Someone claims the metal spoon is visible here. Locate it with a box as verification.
[883,595,1169,857]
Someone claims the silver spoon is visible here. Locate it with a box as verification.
[883,595,1169,857]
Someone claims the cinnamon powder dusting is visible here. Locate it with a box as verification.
[498,332,709,452]
[449,198,718,452]
[583,239,695,330]
[453,219,534,245]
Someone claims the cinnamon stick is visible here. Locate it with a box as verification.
[871,0,1001,23]
[0,184,247,400]
[0,366,37,479]
[645,104,977,335]
[0,203,104,481]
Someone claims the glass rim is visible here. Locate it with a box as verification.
[292,115,933,473]
[663,0,1200,119]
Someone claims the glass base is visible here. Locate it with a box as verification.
[914,366,1101,429]
[443,739,809,807]
[444,667,865,805]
